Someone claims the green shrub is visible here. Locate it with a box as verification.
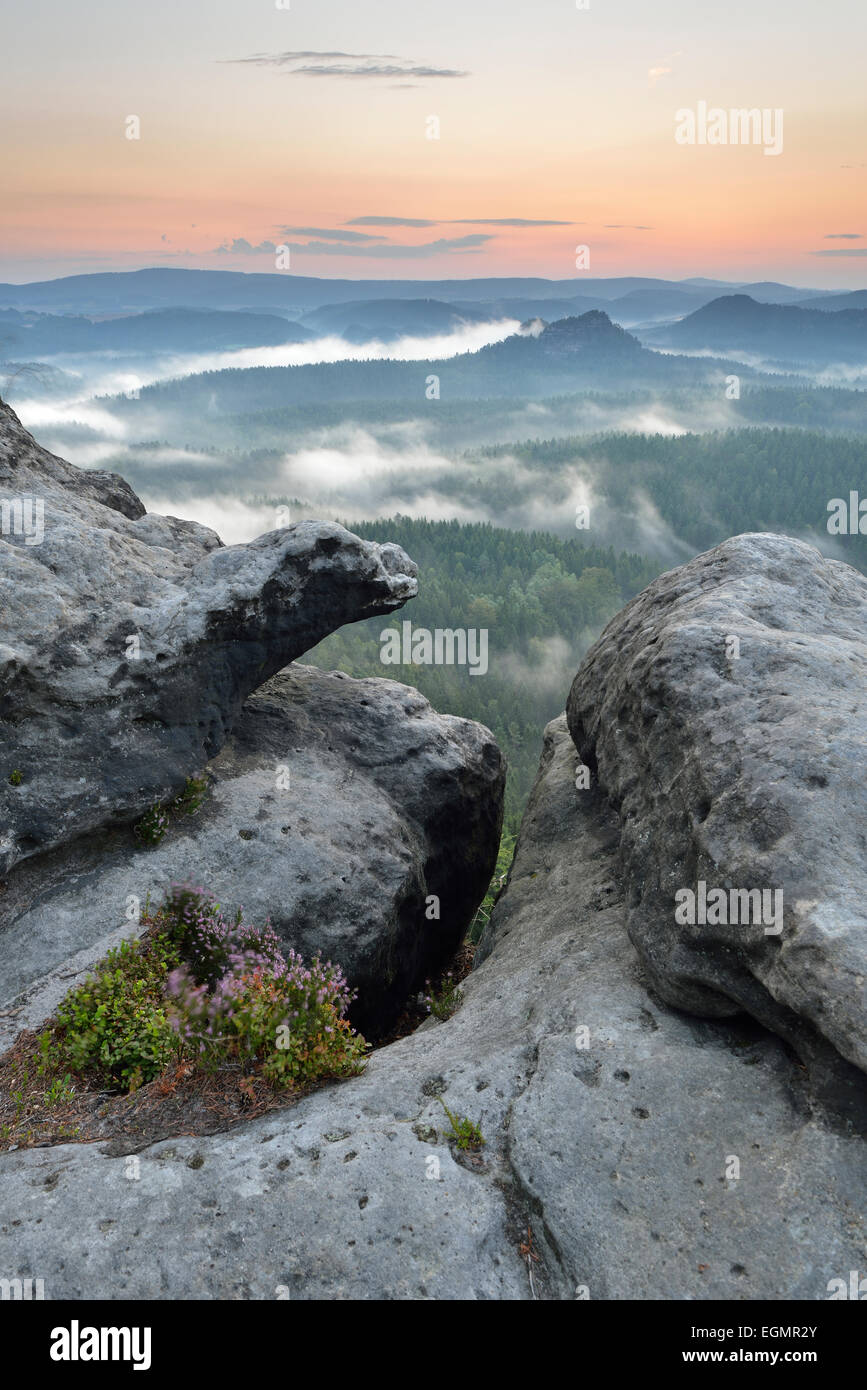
[8,769,22,786]
[55,937,180,1090]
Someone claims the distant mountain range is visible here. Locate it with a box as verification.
[793,289,867,312]
[0,306,312,356]
[644,294,867,364]
[296,298,494,342]
[0,267,840,321]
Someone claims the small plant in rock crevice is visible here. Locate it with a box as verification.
[423,971,463,1021]
[172,775,208,817]
[134,775,209,848]
[134,802,171,846]
[436,1094,485,1151]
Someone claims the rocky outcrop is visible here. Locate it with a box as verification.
[0,665,504,1039]
[2,504,864,1301]
[0,399,417,876]
[567,533,867,1084]
[1,717,862,1299]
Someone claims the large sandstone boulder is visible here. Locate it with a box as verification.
[0,665,504,1039]
[567,533,867,1082]
[0,398,417,877]
[1,719,862,1299]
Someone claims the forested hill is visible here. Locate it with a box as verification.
[474,428,867,567]
[306,518,661,830]
[106,313,749,417]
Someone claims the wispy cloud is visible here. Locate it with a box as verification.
[824,232,862,239]
[296,64,469,78]
[346,216,574,228]
[811,247,867,257]
[227,51,401,65]
[448,217,574,226]
[279,227,387,243]
[347,216,438,227]
[288,234,493,258]
[604,224,653,230]
[225,52,469,80]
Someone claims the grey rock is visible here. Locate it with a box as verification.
[567,533,867,1081]
[2,719,862,1299]
[0,664,504,1038]
[0,399,418,877]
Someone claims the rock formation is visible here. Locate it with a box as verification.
[0,397,418,876]
[567,533,867,1088]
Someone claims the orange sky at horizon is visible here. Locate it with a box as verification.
[2,0,865,288]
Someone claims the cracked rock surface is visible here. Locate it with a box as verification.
[2,719,861,1299]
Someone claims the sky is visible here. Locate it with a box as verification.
[1,0,865,287]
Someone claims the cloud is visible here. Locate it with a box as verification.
[347,216,573,228]
[446,218,575,227]
[279,227,387,243]
[604,224,653,230]
[824,232,862,239]
[294,63,469,78]
[810,248,867,257]
[227,51,401,64]
[289,234,494,258]
[226,52,468,79]
[648,66,672,83]
[214,238,277,255]
[347,216,438,227]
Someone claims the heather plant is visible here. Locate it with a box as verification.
[160,882,283,985]
[168,939,366,1087]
